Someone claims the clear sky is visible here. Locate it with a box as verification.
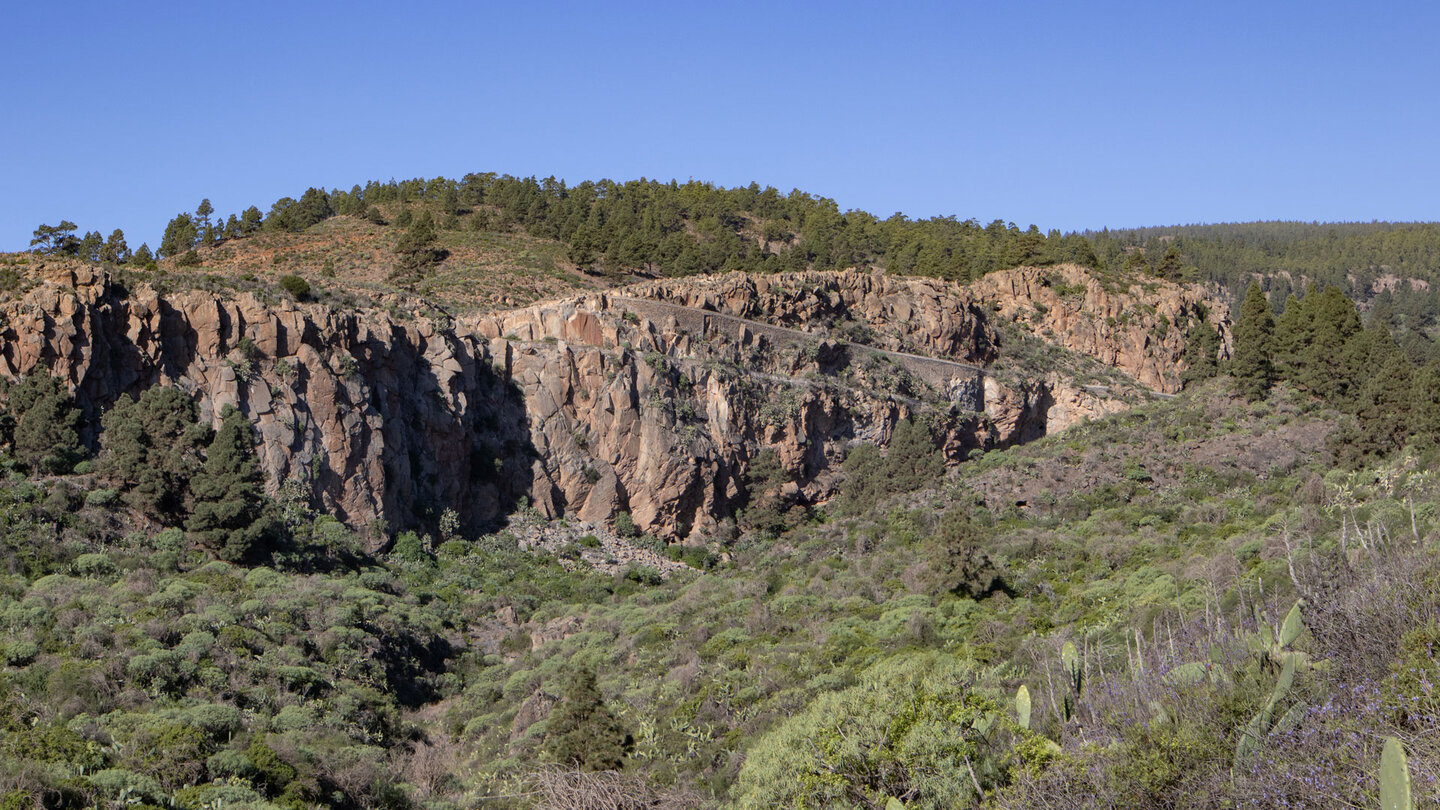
[3,1,1438,252]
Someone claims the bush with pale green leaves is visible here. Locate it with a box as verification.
[731,652,1034,810]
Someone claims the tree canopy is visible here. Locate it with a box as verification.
[29,221,79,256]
[542,667,631,771]
[5,372,83,474]
[185,405,276,561]
[1230,283,1275,402]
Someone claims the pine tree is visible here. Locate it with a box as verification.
[1154,245,1185,281]
[196,199,215,245]
[78,231,103,263]
[186,405,275,561]
[294,187,333,230]
[30,221,79,256]
[1230,282,1275,402]
[391,211,446,281]
[1354,350,1416,454]
[8,373,83,474]
[440,185,464,216]
[1407,363,1440,451]
[886,419,943,493]
[1121,249,1150,276]
[542,667,631,771]
[1271,292,1308,379]
[100,386,210,522]
[938,509,1006,599]
[240,206,264,234]
[101,229,131,264]
[566,224,601,269]
[1295,287,1363,399]
[333,184,367,216]
[740,448,795,536]
[159,213,198,257]
[1180,321,1221,388]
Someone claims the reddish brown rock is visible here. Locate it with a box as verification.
[0,263,1228,547]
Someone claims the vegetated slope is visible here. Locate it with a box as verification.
[27,173,1440,331]
[167,207,602,313]
[22,172,1104,316]
[5,172,1439,808]
[4,369,1436,809]
[1094,221,1440,333]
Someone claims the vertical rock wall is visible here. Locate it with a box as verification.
[0,263,1229,546]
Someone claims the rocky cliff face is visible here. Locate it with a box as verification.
[0,264,534,539]
[971,264,1231,394]
[624,270,1000,363]
[627,265,1230,395]
[467,291,989,540]
[0,262,1227,545]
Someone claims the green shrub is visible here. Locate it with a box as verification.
[205,749,256,781]
[278,274,311,299]
[2,640,38,666]
[185,703,241,739]
[246,737,297,796]
[665,544,718,570]
[72,552,115,576]
[391,530,430,562]
[732,652,1020,810]
[271,705,316,732]
[86,769,165,805]
[151,527,186,552]
[84,488,118,507]
[614,512,637,538]
[623,566,663,586]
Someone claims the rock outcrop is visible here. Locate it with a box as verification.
[627,265,1230,395]
[0,265,535,539]
[468,292,989,541]
[625,269,999,363]
[971,265,1231,394]
[0,262,1228,545]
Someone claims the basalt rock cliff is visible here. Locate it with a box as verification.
[0,263,1227,545]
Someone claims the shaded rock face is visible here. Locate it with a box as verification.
[471,296,991,541]
[0,264,1228,545]
[0,266,536,540]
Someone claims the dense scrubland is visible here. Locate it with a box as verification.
[3,173,1440,809]
[4,373,1437,810]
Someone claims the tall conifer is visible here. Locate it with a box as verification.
[186,406,274,561]
[1231,283,1275,402]
[543,667,631,771]
[100,387,209,521]
[8,373,83,474]
[1181,321,1222,387]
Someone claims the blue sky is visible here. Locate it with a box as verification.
[3,1,1437,251]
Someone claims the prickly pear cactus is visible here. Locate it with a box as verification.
[1278,600,1304,648]
[1061,641,1082,693]
[1380,736,1412,810]
[1015,685,1031,730]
